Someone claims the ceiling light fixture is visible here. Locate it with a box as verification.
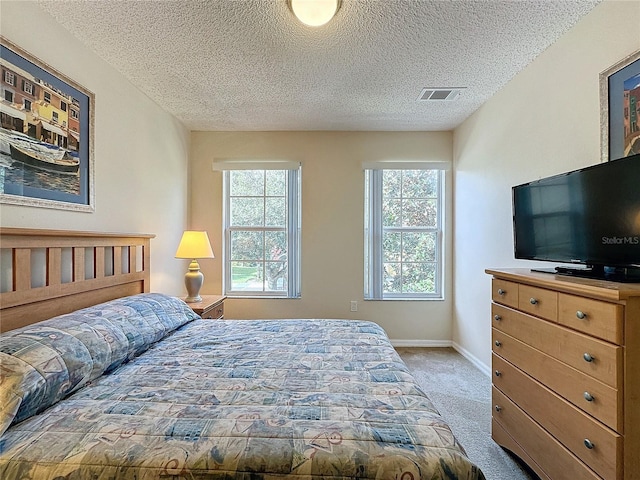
[289,0,341,27]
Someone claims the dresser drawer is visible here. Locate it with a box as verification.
[201,302,224,319]
[558,293,623,344]
[492,355,622,479]
[491,419,551,480]
[491,303,622,389]
[492,279,519,308]
[492,328,621,432]
[518,284,558,321]
[492,387,601,480]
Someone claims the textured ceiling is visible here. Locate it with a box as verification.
[37,0,600,131]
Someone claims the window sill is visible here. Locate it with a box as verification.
[364,297,444,301]
[225,295,301,300]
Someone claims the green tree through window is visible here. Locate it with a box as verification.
[365,169,444,299]
[224,168,300,297]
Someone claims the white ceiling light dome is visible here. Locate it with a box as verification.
[289,0,341,27]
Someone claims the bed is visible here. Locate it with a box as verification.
[0,228,485,480]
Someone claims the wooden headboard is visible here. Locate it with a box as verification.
[0,228,154,332]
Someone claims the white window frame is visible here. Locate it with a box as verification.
[4,70,15,86]
[364,166,445,300]
[221,163,301,298]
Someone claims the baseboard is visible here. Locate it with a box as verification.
[391,339,492,377]
[390,339,453,348]
[452,341,491,377]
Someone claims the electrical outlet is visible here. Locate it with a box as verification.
[350,301,358,312]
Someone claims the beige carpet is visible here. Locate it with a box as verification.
[395,347,538,480]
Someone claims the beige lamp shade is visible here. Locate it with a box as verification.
[175,231,214,259]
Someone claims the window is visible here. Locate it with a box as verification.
[52,111,59,123]
[22,80,33,95]
[44,91,51,103]
[4,70,15,86]
[4,90,13,102]
[223,166,301,297]
[23,99,31,111]
[365,168,444,299]
[60,101,67,112]
[70,108,79,119]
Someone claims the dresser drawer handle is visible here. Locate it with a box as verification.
[494,370,502,377]
[576,310,587,319]
[584,439,595,450]
[494,405,502,412]
[497,289,506,296]
[529,297,538,305]
[493,314,502,321]
[495,340,502,347]
[583,353,595,363]
[584,392,594,402]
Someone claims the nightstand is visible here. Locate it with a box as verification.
[183,295,226,319]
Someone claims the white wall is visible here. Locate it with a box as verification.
[4,1,635,358]
[453,0,640,369]
[190,131,453,343]
[0,1,191,294]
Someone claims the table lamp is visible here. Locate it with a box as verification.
[175,230,214,302]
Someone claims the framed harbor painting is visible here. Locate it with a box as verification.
[0,36,95,211]
[600,49,640,162]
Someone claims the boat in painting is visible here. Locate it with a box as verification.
[9,143,79,175]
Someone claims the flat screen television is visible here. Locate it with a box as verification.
[512,153,640,282]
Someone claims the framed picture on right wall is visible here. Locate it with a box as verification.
[600,49,640,162]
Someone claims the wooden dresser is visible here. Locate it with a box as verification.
[486,269,640,480]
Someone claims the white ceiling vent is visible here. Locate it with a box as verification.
[418,87,466,101]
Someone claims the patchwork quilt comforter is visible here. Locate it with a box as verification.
[0,294,485,479]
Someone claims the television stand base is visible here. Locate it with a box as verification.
[532,265,640,283]
[531,268,558,275]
